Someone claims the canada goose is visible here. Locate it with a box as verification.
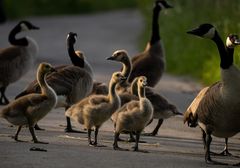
[113,76,153,151]
[15,32,94,133]
[184,24,240,165]
[128,0,172,87]
[107,50,181,137]
[67,32,108,95]
[0,63,57,143]
[65,72,125,146]
[0,20,39,105]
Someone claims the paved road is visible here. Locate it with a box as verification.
[0,10,239,168]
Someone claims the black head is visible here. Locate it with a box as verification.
[155,0,173,9]
[187,23,216,39]
[226,34,240,48]
[18,20,39,31]
[184,113,198,127]
[67,32,77,44]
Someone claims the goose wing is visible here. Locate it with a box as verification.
[196,82,222,123]
[88,95,109,106]
[184,81,222,126]
[16,65,91,98]
[145,87,169,111]
[0,46,22,62]
[117,100,139,113]
[119,92,138,106]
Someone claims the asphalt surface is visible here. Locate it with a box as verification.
[0,10,239,168]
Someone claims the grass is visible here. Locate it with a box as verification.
[138,0,240,85]
[4,0,240,84]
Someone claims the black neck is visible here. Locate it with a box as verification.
[212,32,232,69]
[150,6,161,45]
[8,25,28,46]
[67,41,84,68]
[226,47,234,66]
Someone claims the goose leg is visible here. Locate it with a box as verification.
[0,86,9,105]
[29,126,48,144]
[144,119,163,136]
[133,131,140,151]
[113,132,128,151]
[12,126,22,142]
[93,127,99,146]
[87,129,93,146]
[34,124,45,131]
[219,138,232,156]
[201,129,206,149]
[65,107,85,133]
[205,132,228,165]
[127,132,136,142]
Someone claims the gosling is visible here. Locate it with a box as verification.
[113,76,153,151]
[65,72,125,146]
[0,63,57,143]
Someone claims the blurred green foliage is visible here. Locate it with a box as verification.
[4,0,240,84]
[4,0,137,18]
[138,0,240,84]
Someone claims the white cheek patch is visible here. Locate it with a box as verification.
[20,23,29,31]
[203,27,215,39]
[226,37,235,48]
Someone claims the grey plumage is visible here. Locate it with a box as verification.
[0,21,39,105]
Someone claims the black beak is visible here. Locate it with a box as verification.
[187,29,199,35]
[106,56,114,60]
[234,38,240,45]
[32,24,40,30]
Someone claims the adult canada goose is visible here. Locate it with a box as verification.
[15,32,94,133]
[113,76,153,151]
[0,63,57,143]
[0,20,39,105]
[65,72,125,146]
[107,50,181,137]
[184,24,240,166]
[128,0,172,87]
